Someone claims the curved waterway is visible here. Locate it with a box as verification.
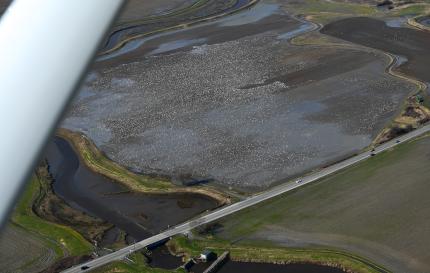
[103,0,254,52]
[44,137,218,241]
[44,137,348,272]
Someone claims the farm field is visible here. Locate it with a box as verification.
[2,0,430,272]
[65,0,417,191]
[214,134,430,273]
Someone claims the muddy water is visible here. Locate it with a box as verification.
[44,137,218,240]
[191,261,345,273]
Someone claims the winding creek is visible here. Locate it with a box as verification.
[45,137,218,241]
[44,137,348,272]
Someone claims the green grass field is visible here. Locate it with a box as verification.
[214,134,430,273]
[11,174,93,257]
[390,4,430,17]
[284,0,377,24]
[56,129,229,204]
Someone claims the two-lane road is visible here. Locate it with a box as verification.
[63,124,430,273]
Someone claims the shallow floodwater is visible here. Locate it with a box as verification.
[103,0,253,53]
[44,137,218,240]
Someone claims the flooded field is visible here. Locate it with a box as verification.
[321,16,430,83]
[44,137,217,240]
[64,3,414,191]
[103,0,256,52]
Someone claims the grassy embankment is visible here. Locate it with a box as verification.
[57,129,230,205]
[93,233,385,273]
[93,252,186,273]
[33,165,113,243]
[372,28,430,144]
[11,170,92,258]
[206,134,430,272]
[165,235,386,273]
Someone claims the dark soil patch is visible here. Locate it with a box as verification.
[321,17,430,82]
[384,124,414,140]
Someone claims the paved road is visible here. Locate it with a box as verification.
[63,124,430,273]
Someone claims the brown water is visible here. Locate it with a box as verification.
[44,137,218,240]
[191,260,346,273]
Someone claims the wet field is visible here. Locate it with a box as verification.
[44,137,218,240]
[97,2,302,63]
[0,225,56,273]
[321,16,430,83]
[103,0,255,52]
[64,2,414,191]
